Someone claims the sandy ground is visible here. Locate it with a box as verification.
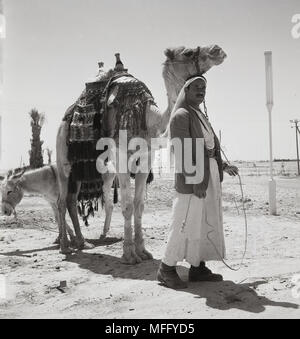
[0,175,300,319]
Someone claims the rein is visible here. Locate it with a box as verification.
[192,46,201,74]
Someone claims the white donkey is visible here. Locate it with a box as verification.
[0,166,114,249]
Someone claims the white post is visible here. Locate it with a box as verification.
[0,0,5,164]
[264,51,277,215]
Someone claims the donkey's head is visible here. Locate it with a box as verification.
[1,169,26,216]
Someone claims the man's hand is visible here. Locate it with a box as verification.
[224,165,239,176]
[193,186,206,199]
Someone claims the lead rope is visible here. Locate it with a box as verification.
[207,164,248,272]
[181,195,193,233]
[182,160,248,271]
[207,102,248,270]
[219,149,248,269]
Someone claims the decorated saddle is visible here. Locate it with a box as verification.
[62,55,155,223]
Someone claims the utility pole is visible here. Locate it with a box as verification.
[290,119,300,176]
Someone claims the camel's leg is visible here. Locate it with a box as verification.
[100,172,116,239]
[65,222,77,247]
[49,202,63,245]
[118,173,142,264]
[66,183,95,250]
[56,122,73,254]
[49,202,76,245]
[56,181,72,254]
[134,172,153,260]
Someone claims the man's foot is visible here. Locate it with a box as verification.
[189,262,223,282]
[157,262,188,289]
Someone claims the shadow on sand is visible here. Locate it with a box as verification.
[0,246,60,258]
[1,243,298,315]
[64,251,299,315]
[0,236,122,258]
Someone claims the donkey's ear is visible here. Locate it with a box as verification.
[12,168,26,180]
[0,176,4,181]
[7,169,14,178]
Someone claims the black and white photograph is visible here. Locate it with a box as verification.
[0,0,300,320]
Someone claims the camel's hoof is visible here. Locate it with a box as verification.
[135,241,153,260]
[136,249,153,261]
[121,254,142,265]
[121,244,142,265]
[69,238,77,248]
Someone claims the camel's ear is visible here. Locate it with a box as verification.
[164,48,175,61]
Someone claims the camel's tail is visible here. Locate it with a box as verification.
[113,184,118,204]
[113,178,119,204]
[112,170,154,205]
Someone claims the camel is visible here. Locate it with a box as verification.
[55,45,227,264]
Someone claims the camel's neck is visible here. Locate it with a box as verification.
[20,168,52,195]
[163,65,186,108]
[160,99,172,135]
[159,64,188,133]
[146,67,186,136]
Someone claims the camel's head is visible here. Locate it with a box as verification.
[163,45,227,86]
[0,169,26,217]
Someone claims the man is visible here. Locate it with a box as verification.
[157,75,238,289]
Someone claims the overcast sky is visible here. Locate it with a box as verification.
[0,0,300,169]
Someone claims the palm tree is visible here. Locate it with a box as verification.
[29,109,45,169]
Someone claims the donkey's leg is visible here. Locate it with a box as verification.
[118,173,142,264]
[66,183,95,250]
[100,172,116,239]
[134,172,153,260]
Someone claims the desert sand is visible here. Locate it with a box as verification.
[0,174,300,319]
